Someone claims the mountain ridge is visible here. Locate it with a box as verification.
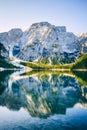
[0,22,87,68]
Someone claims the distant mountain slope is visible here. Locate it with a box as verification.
[0,43,15,68]
[0,22,87,66]
[0,29,23,50]
[77,33,87,54]
[16,22,81,64]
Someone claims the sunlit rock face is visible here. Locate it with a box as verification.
[0,29,23,51]
[0,22,82,64]
[77,33,87,54]
[0,22,87,64]
[17,22,80,63]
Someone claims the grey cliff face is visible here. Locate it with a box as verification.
[0,43,9,59]
[0,22,87,64]
[0,28,23,50]
[77,33,87,54]
[16,22,80,64]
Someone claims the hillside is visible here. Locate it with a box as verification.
[0,43,16,68]
[19,53,87,70]
[0,22,87,69]
[16,22,81,64]
[0,22,81,64]
[72,53,87,69]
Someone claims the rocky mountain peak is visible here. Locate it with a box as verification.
[77,32,87,38]
[0,22,86,64]
[28,22,66,33]
[77,33,87,54]
[30,22,52,28]
[0,28,23,51]
[15,22,79,63]
[8,28,23,38]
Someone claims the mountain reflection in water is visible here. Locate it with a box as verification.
[0,70,87,130]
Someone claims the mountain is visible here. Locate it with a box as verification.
[0,22,87,66]
[0,43,15,68]
[0,43,9,59]
[16,22,81,64]
[0,29,23,49]
[77,33,87,54]
[0,29,23,58]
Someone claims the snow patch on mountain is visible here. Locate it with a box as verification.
[0,22,86,64]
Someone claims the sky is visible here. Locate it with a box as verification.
[0,0,87,34]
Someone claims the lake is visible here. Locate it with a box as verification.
[0,70,87,130]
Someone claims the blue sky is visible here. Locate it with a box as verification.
[0,0,87,34]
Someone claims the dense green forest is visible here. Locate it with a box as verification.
[20,53,87,70]
[72,53,87,69]
[0,41,87,70]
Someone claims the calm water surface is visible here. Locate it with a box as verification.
[0,70,87,130]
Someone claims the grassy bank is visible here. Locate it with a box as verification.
[20,61,72,70]
[20,53,87,70]
[72,53,87,69]
[1,53,87,70]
